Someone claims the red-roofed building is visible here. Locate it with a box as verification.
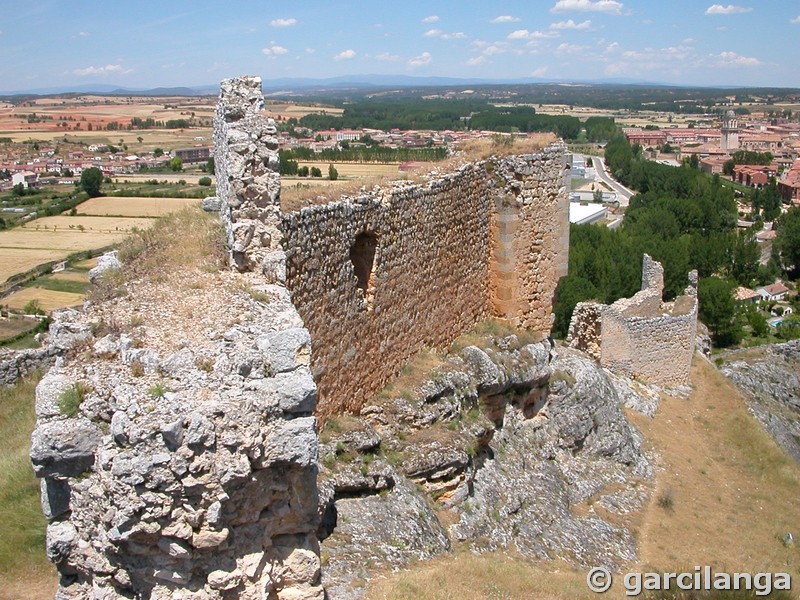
[779,161,800,204]
[624,129,667,148]
[733,164,776,188]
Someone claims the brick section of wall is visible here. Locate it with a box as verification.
[567,254,698,386]
[281,148,569,415]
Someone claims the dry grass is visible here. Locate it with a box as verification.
[373,348,447,404]
[76,196,200,217]
[632,357,800,575]
[364,552,590,600]
[3,287,84,311]
[90,206,226,303]
[452,133,556,161]
[48,271,89,282]
[280,176,391,212]
[0,373,57,600]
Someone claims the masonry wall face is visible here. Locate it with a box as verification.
[568,255,698,387]
[282,149,569,415]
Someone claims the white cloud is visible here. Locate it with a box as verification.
[334,49,357,61]
[714,50,761,66]
[73,64,132,76]
[791,15,800,24]
[467,56,488,66]
[426,29,467,40]
[604,41,620,53]
[508,29,558,40]
[483,44,508,55]
[532,66,549,77]
[491,15,520,23]
[376,52,401,61]
[704,4,752,14]
[550,19,593,29]
[408,51,432,67]
[556,43,588,54]
[262,44,288,57]
[551,0,623,14]
[270,18,297,27]
[78,31,89,37]
[421,15,439,23]
[305,48,316,54]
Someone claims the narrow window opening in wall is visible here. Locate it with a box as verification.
[350,231,378,310]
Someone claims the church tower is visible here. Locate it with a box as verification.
[721,109,739,151]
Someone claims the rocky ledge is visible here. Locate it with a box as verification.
[316,335,655,600]
[721,340,800,461]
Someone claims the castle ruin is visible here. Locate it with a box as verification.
[567,254,698,386]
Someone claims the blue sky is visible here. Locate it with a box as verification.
[1,0,798,91]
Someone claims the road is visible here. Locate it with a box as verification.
[590,156,634,207]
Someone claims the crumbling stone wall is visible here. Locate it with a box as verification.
[213,76,286,283]
[0,346,55,386]
[281,147,569,415]
[30,77,325,600]
[567,254,698,386]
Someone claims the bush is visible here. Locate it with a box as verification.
[198,176,212,186]
[57,382,89,417]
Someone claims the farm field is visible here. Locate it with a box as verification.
[3,287,84,311]
[77,196,200,217]
[0,248,69,282]
[17,215,155,234]
[0,216,153,285]
[297,162,401,178]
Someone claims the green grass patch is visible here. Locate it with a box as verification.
[57,382,89,417]
[24,277,89,295]
[0,373,49,575]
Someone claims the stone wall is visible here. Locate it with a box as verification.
[30,77,325,600]
[0,346,55,386]
[213,76,286,282]
[281,147,569,415]
[567,255,698,386]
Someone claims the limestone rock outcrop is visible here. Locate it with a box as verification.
[317,336,654,599]
[721,340,800,461]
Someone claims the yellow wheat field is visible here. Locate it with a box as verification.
[76,196,201,217]
[16,216,155,236]
[3,287,85,311]
[0,249,67,282]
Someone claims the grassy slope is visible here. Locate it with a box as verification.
[364,356,800,599]
[0,373,57,600]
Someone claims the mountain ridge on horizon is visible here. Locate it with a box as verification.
[3,74,796,98]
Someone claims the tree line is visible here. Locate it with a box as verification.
[553,135,788,346]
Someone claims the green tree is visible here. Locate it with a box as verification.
[775,207,800,275]
[79,167,103,197]
[198,176,212,186]
[328,164,339,181]
[169,157,183,172]
[310,166,322,177]
[698,276,742,347]
[551,275,599,338]
[153,148,164,157]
